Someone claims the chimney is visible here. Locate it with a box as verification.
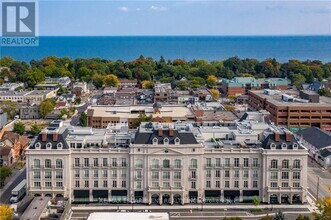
[169,129,174,137]
[158,128,163,137]
[274,132,280,142]
[42,131,47,142]
[53,132,58,142]
[285,132,291,142]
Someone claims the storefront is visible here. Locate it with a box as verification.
[92,190,108,202]
[111,190,128,203]
[224,190,240,203]
[243,190,259,203]
[205,190,221,203]
[134,191,144,203]
[189,191,198,203]
[73,190,89,203]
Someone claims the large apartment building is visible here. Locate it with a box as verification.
[249,89,331,131]
[26,116,308,205]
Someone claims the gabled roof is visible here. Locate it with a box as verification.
[296,127,331,149]
[0,146,12,156]
[261,133,303,150]
[134,129,198,145]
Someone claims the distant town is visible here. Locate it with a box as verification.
[0,56,331,220]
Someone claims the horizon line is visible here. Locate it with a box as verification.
[33,34,331,37]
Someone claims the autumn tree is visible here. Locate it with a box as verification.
[206,75,217,87]
[313,198,331,220]
[13,121,25,135]
[103,74,119,87]
[39,99,56,118]
[0,204,14,220]
[142,80,154,89]
[210,89,220,100]
[296,214,310,220]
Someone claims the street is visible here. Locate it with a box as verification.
[0,167,26,204]
[307,159,331,200]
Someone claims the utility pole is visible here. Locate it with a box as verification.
[317,176,320,200]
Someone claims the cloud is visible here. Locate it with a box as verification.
[117,6,128,12]
[150,6,168,11]
[136,8,141,11]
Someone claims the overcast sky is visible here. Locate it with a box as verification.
[37,0,331,36]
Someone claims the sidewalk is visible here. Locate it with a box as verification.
[0,167,25,194]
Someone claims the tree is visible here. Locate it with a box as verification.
[79,112,87,127]
[291,73,306,89]
[318,88,330,97]
[39,99,56,118]
[30,123,41,135]
[296,214,310,220]
[92,73,104,89]
[253,196,260,207]
[260,215,273,220]
[13,121,25,135]
[103,74,119,87]
[176,81,187,90]
[132,113,153,128]
[0,167,12,186]
[274,211,286,220]
[75,97,82,105]
[224,105,235,111]
[206,75,217,87]
[1,101,18,119]
[210,89,220,100]
[0,204,14,220]
[313,198,331,220]
[142,80,154,89]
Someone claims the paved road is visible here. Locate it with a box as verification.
[0,167,26,204]
[307,159,331,200]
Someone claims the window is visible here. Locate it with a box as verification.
[282,160,289,169]
[174,159,181,168]
[122,181,127,188]
[56,171,63,179]
[216,181,220,188]
[152,159,159,168]
[174,182,181,188]
[113,181,117,187]
[253,170,258,178]
[243,181,248,188]
[206,158,212,167]
[190,159,197,169]
[84,158,89,167]
[74,158,80,167]
[243,158,249,167]
[45,182,52,188]
[293,182,300,188]
[234,170,239,178]
[243,170,249,178]
[253,158,259,167]
[93,158,99,167]
[293,160,301,169]
[46,143,52,149]
[57,143,63,149]
[225,158,230,167]
[45,171,52,179]
[103,170,108,178]
[216,158,221,167]
[225,181,229,188]
[35,142,41,149]
[152,182,159,188]
[191,171,196,179]
[75,181,80,188]
[93,181,98,187]
[164,137,169,145]
[271,182,277,188]
[234,181,239,188]
[152,172,159,180]
[83,169,89,178]
[271,159,278,168]
[34,159,40,168]
[174,172,181,180]
[121,169,126,178]
[225,170,230,178]
[121,158,127,167]
[163,182,170,188]
[103,181,108,187]
[152,137,158,145]
[282,172,289,180]
[206,170,211,178]
[281,143,287,149]
[163,159,170,168]
[206,181,211,188]
[94,170,98,178]
[136,181,142,189]
[75,170,80,178]
[215,170,220,178]
[45,159,51,168]
[253,181,258,188]
[33,171,40,179]
[293,172,301,180]
[191,182,196,189]
[135,159,143,168]
[84,181,89,188]
[271,172,278,180]
[112,170,117,178]
[112,158,117,167]
[34,182,41,188]
[55,159,63,168]
[103,158,108,167]
[282,182,289,188]
[234,158,239,167]
[163,171,170,180]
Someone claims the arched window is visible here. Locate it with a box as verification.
[293,143,298,149]
[46,142,52,149]
[56,159,63,168]
[152,159,159,168]
[281,143,287,149]
[57,143,63,149]
[35,142,41,149]
[163,159,170,168]
[270,143,276,149]
[34,159,40,168]
[152,137,158,145]
[271,159,278,168]
[164,137,169,145]
[190,159,197,169]
[174,159,181,169]
[282,159,289,168]
[174,137,180,145]
[45,159,51,168]
[293,159,301,169]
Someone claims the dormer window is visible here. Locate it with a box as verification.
[164,137,169,145]
[174,137,180,145]
[293,143,298,149]
[35,142,41,149]
[46,142,52,149]
[57,143,63,149]
[270,143,276,150]
[152,137,158,145]
[281,143,287,149]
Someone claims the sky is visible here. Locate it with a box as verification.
[31,0,331,36]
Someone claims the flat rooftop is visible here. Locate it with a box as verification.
[250,90,331,107]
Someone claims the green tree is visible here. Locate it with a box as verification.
[296,214,310,220]
[0,167,12,187]
[1,101,18,119]
[92,73,104,89]
[318,88,330,97]
[30,123,41,135]
[291,73,306,89]
[79,112,87,127]
[0,204,14,220]
[25,68,45,87]
[75,97,82,104]
[39,99,56,118]
[206,75,217,87]
[253,196,260,207]
[313,198,331,220]
[274,211,286,220]
[13,121,25,135]
[176,81,187,90]
[103,74,119,87]
[132,113,153,128]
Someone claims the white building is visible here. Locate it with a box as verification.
[0,83,24,93]
[45,77,71,88]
